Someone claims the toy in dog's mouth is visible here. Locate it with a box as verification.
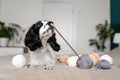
[42,26,54,37]
[47,26,54,32]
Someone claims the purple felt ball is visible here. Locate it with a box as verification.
[77,54,93,69]
[97,60,111,69]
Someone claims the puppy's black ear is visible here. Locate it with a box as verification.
[47,33,60,52]
[24,21,43,51]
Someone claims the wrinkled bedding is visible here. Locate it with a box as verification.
[0,51,120,80]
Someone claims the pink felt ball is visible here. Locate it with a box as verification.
[89,53,100,67]
[59,54,70,64]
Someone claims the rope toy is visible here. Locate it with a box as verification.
[54,27,113,70]
[54,27,80,58]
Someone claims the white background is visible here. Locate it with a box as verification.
[0,0,110,55]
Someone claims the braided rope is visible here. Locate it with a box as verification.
[54,27,80,58]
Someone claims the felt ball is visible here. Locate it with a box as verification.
[67,56,79,67]
[97,60,111,69]
[59,54,69,63]
[99,54,113,64]
[12,54,26,68]
[77,54,93,69]
[89,53,100,66]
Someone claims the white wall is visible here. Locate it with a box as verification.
[0,0,110,54]
[0,0,1,19]
[1,0,43,28]
[73,0,110,54]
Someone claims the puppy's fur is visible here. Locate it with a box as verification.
[24,20,60,69]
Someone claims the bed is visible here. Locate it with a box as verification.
[0,47,120,80]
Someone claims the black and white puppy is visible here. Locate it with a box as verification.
[24,20,60,69]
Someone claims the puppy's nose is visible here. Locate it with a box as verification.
[47,26,54,33]
[49,26,54,30]
[47,26,54,31]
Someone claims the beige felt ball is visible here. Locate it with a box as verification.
[12,54,26,68]
[89,53,100,66]
[59,54,69,63]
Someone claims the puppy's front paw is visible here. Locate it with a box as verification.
[43,63,54,70]
[43,66,53,70]
[24,64,31,68]
[24,63,38,68]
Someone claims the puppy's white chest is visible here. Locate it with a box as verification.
[30,46,55,66]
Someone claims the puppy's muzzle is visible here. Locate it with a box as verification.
[47,26,54,33]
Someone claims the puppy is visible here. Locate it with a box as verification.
[24,20,60,70]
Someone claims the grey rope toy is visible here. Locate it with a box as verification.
[54,27,80,58]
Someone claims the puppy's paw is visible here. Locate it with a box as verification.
[24,63,38,68]
[43,63,54,70]
[43,66,53,70]
[24,64,31,68]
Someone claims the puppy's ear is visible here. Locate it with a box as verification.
[24,21,43,51]
[47,33,60,52]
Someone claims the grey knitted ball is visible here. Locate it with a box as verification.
[77,54,93,69]
[97,60,111,69]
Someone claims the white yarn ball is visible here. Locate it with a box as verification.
[99,54,113,64]
[67,56,80,67]
[12,54,26,68]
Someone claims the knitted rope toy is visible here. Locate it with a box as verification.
[54,27,113,69]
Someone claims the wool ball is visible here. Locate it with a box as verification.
[77,54,93,69]
[12,54,26,68]
[89,53,100,66]
[67,56,80,67]
[59,54,69,63]
[97,60,111,69]
[99,54,113,64]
